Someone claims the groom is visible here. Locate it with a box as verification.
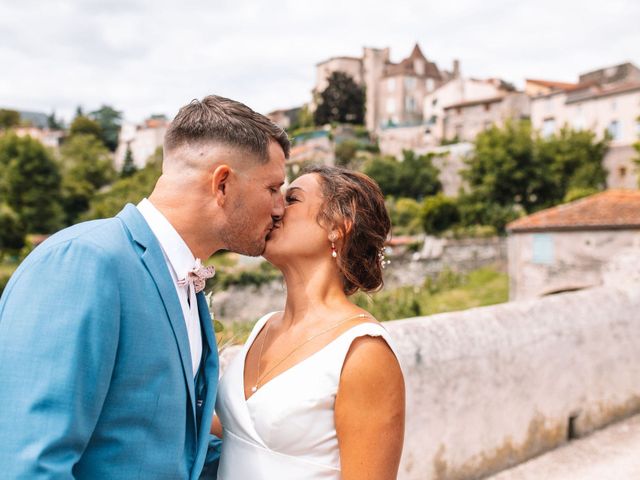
[0,95,289,478]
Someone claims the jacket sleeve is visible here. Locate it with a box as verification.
[0,239,121,479]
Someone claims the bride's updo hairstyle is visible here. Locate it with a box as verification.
[302,165,391,295]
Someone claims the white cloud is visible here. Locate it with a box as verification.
[0,0,638,123]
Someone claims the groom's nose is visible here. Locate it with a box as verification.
[272,191,285,222]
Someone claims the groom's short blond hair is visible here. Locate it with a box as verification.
[164,95,290,163]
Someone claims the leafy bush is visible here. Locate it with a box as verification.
[563,187,599,203]
[387,197,422,235]
[420,195,460,236]
[364,150,442,200]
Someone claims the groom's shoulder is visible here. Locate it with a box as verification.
[41,216,130,253]
[24,214,136,271]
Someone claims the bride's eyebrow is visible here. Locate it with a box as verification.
[286,186,304,195]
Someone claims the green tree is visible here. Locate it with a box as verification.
[47,111,64,130]
[89,105,122,152]
[121,145,137,178]
[0,109,20,129]
[334,139,360,167]
[69,115,103,140]
[288,104,314,131]
[84,147,162,220]
[59,134,117,223]
[420,194,460,236]
[387,197,422,234]
[456,192,522,233]
[396,150,442,199]
[364,151,441,200]
[314,72,365,125]
[0,203,26,255]
[538,126,608,200]
[0,133,63,233]
[463,120,554,213]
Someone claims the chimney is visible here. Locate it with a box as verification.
[453,59,460,78]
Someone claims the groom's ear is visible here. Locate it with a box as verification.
[212,165,231,205]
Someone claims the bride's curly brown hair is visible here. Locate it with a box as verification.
[302,165,391,296]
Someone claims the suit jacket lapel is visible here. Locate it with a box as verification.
[117,204,197,420]
[193,292,220,471]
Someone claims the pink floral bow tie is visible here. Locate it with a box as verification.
[177,259,216,293]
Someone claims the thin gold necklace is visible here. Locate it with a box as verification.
[250,312,370,393]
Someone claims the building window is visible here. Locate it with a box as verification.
[636,120,640,136]
[484,103,491,112]
[542,118,556,137]
[532,233,555,265]
[405,96,416,112]
[611,100,617,111]
[386,98,396,114]
[387,78,396,93]
[426,78,434,91]
[607,120,620,140]
[573,115,585,130]
[404,77,417,90]
[619,166,627,178]
[414,60,425,76]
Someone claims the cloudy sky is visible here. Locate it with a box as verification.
[1,0,638,123]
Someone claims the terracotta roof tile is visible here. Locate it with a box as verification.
[526,79,578,90]
[443,95,506,110]
[507,190,640,232]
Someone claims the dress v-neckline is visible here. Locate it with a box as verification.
[241,313,377,403]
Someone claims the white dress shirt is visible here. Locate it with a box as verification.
[137,198,202,378]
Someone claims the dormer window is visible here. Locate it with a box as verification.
[414,60,425,76]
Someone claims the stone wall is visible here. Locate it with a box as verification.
[385,236,507,288]
[388,281,640,479]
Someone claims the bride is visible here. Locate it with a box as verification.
[212,165,405,479]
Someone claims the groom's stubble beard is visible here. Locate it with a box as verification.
[219,195,269,257]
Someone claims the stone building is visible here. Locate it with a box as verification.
[314,44,452,131]
[114,115,168,170]
[506,189,640,300]
[423,76,510,143]
[442,91,530,142]
[529,62,640,189]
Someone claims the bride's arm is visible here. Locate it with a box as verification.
[210,415,223,438]
[335,336,405,480]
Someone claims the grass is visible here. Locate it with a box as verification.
[354,266,508,322]
[215,266,509,345]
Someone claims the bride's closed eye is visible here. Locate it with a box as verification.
[285,194,299,205]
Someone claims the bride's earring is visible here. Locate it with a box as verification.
[329,232,338,259]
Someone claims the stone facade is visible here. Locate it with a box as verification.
[114,116,168,169]
[314,44,450,132]
[442,92,531,142]
[529,62,640,189]
[423,77,508,143]
[507,229,640,300]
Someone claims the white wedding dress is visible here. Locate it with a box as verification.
[215,311,400,480]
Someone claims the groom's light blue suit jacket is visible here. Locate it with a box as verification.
[0,204,221,479]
